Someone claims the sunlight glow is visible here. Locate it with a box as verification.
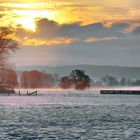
[16,17,35,31]
[13,10,54,31]
[0,1,140,32]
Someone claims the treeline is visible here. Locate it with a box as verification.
[1,69,140,90]
[0,70,59,90]
[1,69,90,90]
[94,75,140,87]
[19,69,90,89]
[20,70,57,88]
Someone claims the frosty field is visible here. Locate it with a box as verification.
[0,89,140,140]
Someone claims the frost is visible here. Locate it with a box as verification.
[0,88,139,139]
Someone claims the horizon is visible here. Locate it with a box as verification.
[16,64,140,68]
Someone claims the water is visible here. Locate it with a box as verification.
[0,90,140,140]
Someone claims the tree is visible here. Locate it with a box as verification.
[0,69,18,90]
[20,70,55,88]
[133,80,140,86]
[70,69,90,89]
[59,69,91,90]
[126,78,134,86]
[20,71,29,88]
[0,27,17,67]
[120,77,127,86]
[0,27,18,91]
[59,76,72,89]
[101,75,119,86]
[53,73,59,85]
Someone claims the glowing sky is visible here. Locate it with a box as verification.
[0,0,140,66]
[1,0,140,30]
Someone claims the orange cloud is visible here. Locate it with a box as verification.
[123,22,140,33]
[1,0,140,30]
[84,37,117,43]
[16,36,77,46]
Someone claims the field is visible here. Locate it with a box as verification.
[0,88,140,140]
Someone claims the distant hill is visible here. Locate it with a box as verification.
[16,65,140,80]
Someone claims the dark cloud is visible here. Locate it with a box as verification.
[36,18,61,39]
[131,26,140,35]
[36,18,128,39]
[17,18,129,41]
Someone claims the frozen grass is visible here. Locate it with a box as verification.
[0,87,139,139]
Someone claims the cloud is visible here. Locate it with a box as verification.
[35,18,130,39]
[0,14,4,18]
[4,0,140,67]
[16,36,77,46]
[13,33,140,67]
[15,18,130,46]
[121,21,140,33]
[36,18,61,39]
[130,26,140,35]
[84,37,117,43]
[1,0,140,28]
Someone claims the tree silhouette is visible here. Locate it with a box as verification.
[70,69,90,89]
[101,75,119,86]
[120,77,127,86]
[0,27,18,91]
[60,69,91,90]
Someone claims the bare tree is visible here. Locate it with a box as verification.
[0,27,18,69]
[0,27,17,53]
[20,70,55,89]
[0,27,18,91]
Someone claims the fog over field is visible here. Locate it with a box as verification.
[15,86,140,94]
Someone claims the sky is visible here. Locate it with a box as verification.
[1,0,140,67]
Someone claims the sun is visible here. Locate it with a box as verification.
[16,17,36,31]
[13,9,54,31]
[22,18,35,31]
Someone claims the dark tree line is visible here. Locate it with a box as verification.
[94,75,140,87]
